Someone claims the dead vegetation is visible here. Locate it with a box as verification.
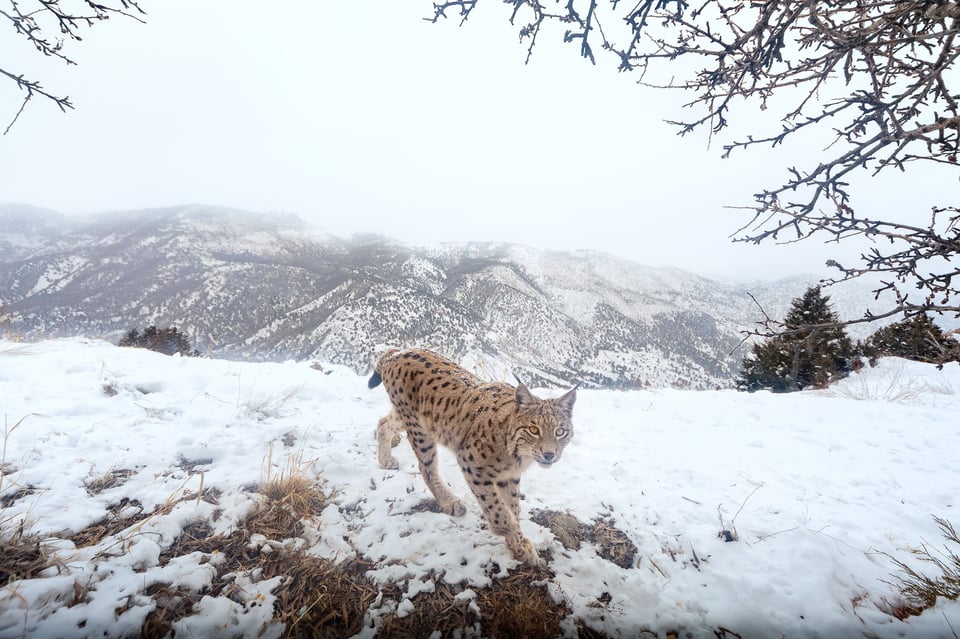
[884,516,960,620]
[67,498,154,548]
[0,486,36,508]
[140,584,203,639]
[84,468,136,495]
[139,462,374,639]
[136,461,587,638]
[2,448,736,638]
[377,563,568,639]
[531,508,638,569]
[0,514,56,586]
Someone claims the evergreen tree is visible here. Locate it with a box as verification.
[738,287,856,392]
[118,326,196,356]
[861,314,960,365]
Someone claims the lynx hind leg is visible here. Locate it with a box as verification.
[376,410,404,470]
[406,428,466,517]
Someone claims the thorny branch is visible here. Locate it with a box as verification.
[431,0,960,327]
[2,0,145,133]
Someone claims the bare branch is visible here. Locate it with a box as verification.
[431,0,960,325]
[2,0,146,131]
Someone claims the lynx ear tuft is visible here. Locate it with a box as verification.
[555,382,579,414]
[515,383,537,408]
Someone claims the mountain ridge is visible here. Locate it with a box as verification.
[0,204,881,388]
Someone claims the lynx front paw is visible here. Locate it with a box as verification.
[377,454,399,470]
[508,536,542,565]
[440,499,466,517]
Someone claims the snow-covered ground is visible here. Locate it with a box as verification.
[1,337,959,638]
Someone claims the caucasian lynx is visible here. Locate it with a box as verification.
[369,348,578,564]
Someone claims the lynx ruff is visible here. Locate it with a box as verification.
[369,348,578,564]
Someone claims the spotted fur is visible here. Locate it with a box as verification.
[369,348,577,564]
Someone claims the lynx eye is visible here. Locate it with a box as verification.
[555,428,567,438]
[528,426,540,436]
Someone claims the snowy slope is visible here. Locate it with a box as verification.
[1,338,959,638]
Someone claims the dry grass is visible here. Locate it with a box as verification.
[377,563,567,639]
[1,414,34,500]
[0,514,57,586]
[134,456,586,639]
[261,447,329,517]
[84,468,136,495]
[265,555,377,638]
[590,517,639,569]
[139,460,369,639]
[825,361,957,403]
[67,498,151,548]
[475,563,569,638]
[2,440,654,639]
[885,516,960,618]
[376,577,479,638]
[140,584,203,639]
[531,509,638,569]
[0,486,35,508]
[143,525,377,639]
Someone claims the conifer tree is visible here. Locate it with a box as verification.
[861,314,960,366]
[118,326,195,356]
[738,287,855,393]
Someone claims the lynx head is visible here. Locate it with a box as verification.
[512,382,578,468]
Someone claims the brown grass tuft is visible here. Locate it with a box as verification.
[590,517,638,569]
[140,584,203,639]
[531,509,638,569]
[376,577,479,638]
[886,516,960,618]
[378,563,568,639]
[67,498,150,548]
[140,479,368,639]
[260,448,329,520]
[0,486,36,508]
[409,498,446,514]
[0,515,56,586]
[265,555,377,638]
[876,595,926,621]
[531,509,584,551]
[158,520,215,565]
[84,468,136,495]
[476,563,569,638]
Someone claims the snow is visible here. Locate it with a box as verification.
[1,337,959,638]
[25,256,89,296]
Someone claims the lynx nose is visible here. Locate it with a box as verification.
[542,452,556,463]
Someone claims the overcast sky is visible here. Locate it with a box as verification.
[0,1,953,280]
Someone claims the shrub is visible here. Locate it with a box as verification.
[861,314,960,366]
[738,286,857,392]
[118,326,196,356]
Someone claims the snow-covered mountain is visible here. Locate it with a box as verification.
[0,205,878,388]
